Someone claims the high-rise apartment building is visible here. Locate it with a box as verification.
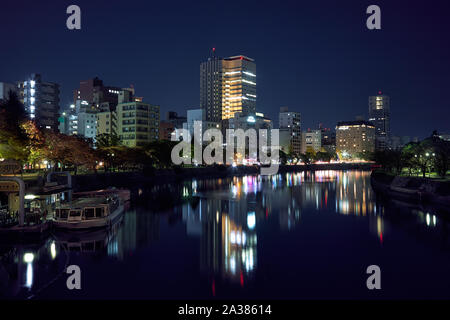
[301,130,322,154]
[117,101,160,147]
[159,121,175,141]
[17,74,60,131]
[77,105,97,140]
[336,120,375,158]
[0,82,17,101]
[165,111,187,129]
[200,54,256,122]
[73,77,122,107]
[278,107,301,155]
[221,56,256,120]
[369,92,390,150]
[96,109,116,136]
[200,56,223,123]
[58,104,78,135]
[319,124,336,153]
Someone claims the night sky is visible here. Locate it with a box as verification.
[1,0,449,138]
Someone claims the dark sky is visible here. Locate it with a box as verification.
[1,0,449,139]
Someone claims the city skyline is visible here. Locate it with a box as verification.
[1,0,449,139]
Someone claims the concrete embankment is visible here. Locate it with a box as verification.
[70,163,374,192]
[371,171,450,209]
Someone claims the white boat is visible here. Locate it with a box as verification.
[53,194,124,230]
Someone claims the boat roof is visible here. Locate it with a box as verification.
[58,197,112,209]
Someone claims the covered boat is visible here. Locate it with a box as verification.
[53,194,124,230]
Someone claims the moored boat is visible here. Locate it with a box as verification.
[73,188,130,202]
[53,194,124,230]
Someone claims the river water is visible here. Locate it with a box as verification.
[1,170,449,299]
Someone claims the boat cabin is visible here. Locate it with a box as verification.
[55,196,119,222]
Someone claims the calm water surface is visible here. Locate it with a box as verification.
[1,170,449,299]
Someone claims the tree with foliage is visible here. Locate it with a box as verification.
[144,140,178,169]
[407,140,434,178]
[315,151,335,163]
[22,120,46,168]
[430,131,450,177]
[0,92,29,163]
[299,153,311,165]
[96,133,121,149]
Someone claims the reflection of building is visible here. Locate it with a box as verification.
[221,214,257,281]
[110,208,161,260]
[369,92,390,150]
[181,193,258,285]
[335,171,376,216]
[336,120,375,157]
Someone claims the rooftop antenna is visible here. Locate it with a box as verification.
[212,47,216,58]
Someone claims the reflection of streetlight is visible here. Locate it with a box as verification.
[23,252,34,263]
[50,242,57,260]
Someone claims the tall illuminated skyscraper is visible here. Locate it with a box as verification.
[200,53,256,122]
[369,92,390,150]
[221,56,256,120]
[200,54,223,123]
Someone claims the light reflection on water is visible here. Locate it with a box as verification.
[0,170,448,299]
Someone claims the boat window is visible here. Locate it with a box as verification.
[70,210,81,217]
[85,208,95,219]
[60,209,69,219]
[95,240,104,250]
[82,242,95,251]
[96,207,103,218]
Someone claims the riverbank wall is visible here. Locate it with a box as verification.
[371,171,450,209]
[70,162,374,192]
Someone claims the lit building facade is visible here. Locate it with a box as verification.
[368,92,390,150]
[17,74,60,131]
[221,56,256,120]
[96,108,116,136]
[58,103,78,135]
[301,130,322,154]
[319,124,336,153]
[77,105,97,140]
[278,107,301,155]
[336,120,375,158]
[200,54,256,123]
[117,101,160,147]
